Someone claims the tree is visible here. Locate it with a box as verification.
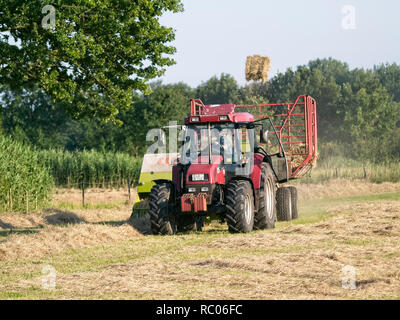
[1,85,71,148]
[126,81,194,155]
[196,73,239,104]
[374,63,400,102]
[266,60,344,141]
[0,0,183,122]
[339,69,399,161]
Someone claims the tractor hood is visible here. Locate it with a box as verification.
[186,155,224,185]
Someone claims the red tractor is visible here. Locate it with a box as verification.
[149,95,317,234]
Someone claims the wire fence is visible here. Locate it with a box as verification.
[1,188,50,214]
[1,174,141,214]
[53,173,141,189]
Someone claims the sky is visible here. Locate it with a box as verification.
[158,0,400,87]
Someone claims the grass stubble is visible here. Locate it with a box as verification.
[0,180,399,300]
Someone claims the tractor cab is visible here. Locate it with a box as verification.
[178,101,289,185]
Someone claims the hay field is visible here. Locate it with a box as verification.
[0,181,399,299]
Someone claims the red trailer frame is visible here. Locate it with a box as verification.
[235,95,318,179]
[191,95,318,179]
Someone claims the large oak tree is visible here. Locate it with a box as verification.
[0,0,183,122]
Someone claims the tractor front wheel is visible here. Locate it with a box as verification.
[149,183,176,235]
[225,180,254,233]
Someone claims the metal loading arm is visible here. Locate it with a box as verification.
[235,95,318,179]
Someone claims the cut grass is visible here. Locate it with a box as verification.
[1,189,399,299]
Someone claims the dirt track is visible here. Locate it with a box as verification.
[0,180,399,299]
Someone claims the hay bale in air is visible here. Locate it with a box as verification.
[245,55,271,83]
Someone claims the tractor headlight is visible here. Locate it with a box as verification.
[201,187,209,192]
[219,115,228,121]
[188,188,196,193]
[191,116,200,122]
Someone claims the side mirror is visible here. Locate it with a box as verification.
[260,129,269,143]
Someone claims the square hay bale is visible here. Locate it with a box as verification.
[245,55,271,83]
[287,144,318,170]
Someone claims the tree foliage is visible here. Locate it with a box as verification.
[0,0,183,121]
[196,73,239,104]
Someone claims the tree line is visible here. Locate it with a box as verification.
[1,58,400,163]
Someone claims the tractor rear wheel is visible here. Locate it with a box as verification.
[225,180,254,233]
[149,183,176,235]
[276,187,292,221]
[288,186,298,219]
[254,163,276,229]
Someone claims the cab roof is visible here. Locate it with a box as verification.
[184,112,254,125]
[186,101,254,124]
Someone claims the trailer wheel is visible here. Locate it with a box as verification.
[276,187,292,221]
[225,180,254,233]
[288,186,298,219]
[148,183,176,235]
[254,163,276,229]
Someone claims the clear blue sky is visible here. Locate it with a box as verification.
[158,0,400,87]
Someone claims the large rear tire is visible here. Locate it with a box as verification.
[225,180,254,233]
[276,187,292,221]
[149,183,176,235]
[254,163,276,230]
[288,186,298,220]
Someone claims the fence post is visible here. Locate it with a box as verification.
[9,188,12,212]
[363,166,367,180]
[26,191,29,214]
[128,177,131,201]
[81,180,85,207]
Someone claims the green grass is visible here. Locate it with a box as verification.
[301,155,400,184]
[53,200,127,210]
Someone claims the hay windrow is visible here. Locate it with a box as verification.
[0,223,142,262]
[13,200,400,300]
[1,186,400,299]
[295,179,400,200]
[245,55,270,83]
